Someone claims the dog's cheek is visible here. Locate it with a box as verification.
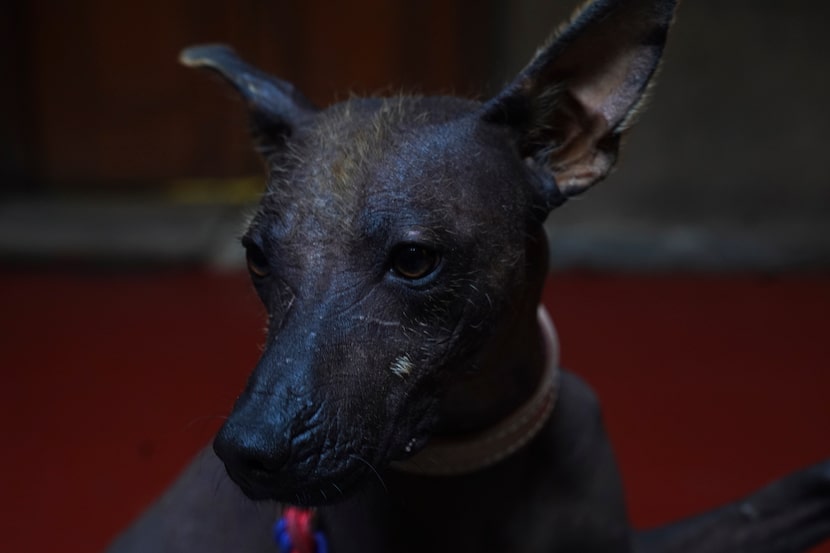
[382,371,441,459]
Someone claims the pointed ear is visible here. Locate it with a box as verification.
[483,0,677,209]
[180,44,317,156]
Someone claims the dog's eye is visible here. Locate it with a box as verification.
[244,243,270,278]
[390,245,440,280]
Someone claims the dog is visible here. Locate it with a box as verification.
[107,0,830,551]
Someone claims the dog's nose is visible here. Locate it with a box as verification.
[213,420,289,486]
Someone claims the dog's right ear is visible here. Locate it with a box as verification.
[180,44,317,156]
[483,0,677,212]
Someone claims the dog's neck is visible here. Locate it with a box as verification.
[392,306,559,475]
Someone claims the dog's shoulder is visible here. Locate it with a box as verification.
[555,370,606,435]
[530,369,625,489]
[513,370,633,552]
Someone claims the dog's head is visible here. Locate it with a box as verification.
[182,0,676,504]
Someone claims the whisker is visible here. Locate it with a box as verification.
[351,454,388,493]
[182,414,229,432]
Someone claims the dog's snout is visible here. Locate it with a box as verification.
[213,420,289,494]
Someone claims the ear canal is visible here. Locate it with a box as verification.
[180,44,317,156]
[483,0,677,210]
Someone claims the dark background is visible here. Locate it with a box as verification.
[1,1,828,552]
[1,0,495,189]
[3,0,829,269]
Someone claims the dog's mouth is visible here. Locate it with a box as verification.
[220,434,408,507]
[223,451,392,506]
[215,361,443,506]
[220,418,437,506]
[230,466,356,506]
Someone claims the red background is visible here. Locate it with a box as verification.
[2,270,828,552]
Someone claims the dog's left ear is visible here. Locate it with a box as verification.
[483,0,677,210]
[180,44,317,157]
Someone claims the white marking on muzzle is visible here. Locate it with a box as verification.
[390,354,413,379]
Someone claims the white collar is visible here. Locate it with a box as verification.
[391,306,560,476]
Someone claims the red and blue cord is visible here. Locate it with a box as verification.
[273,507,328,553]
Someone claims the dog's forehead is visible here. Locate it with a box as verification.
[258,95,526,238]
[293,95,488,195]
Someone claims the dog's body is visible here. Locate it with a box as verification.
[108,0,830,551]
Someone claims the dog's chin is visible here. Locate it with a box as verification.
[224,461,379,506]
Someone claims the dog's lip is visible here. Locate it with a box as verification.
[226,455,383,505]
[231,472,361,505]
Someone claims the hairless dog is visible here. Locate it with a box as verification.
[108,0,830,551]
